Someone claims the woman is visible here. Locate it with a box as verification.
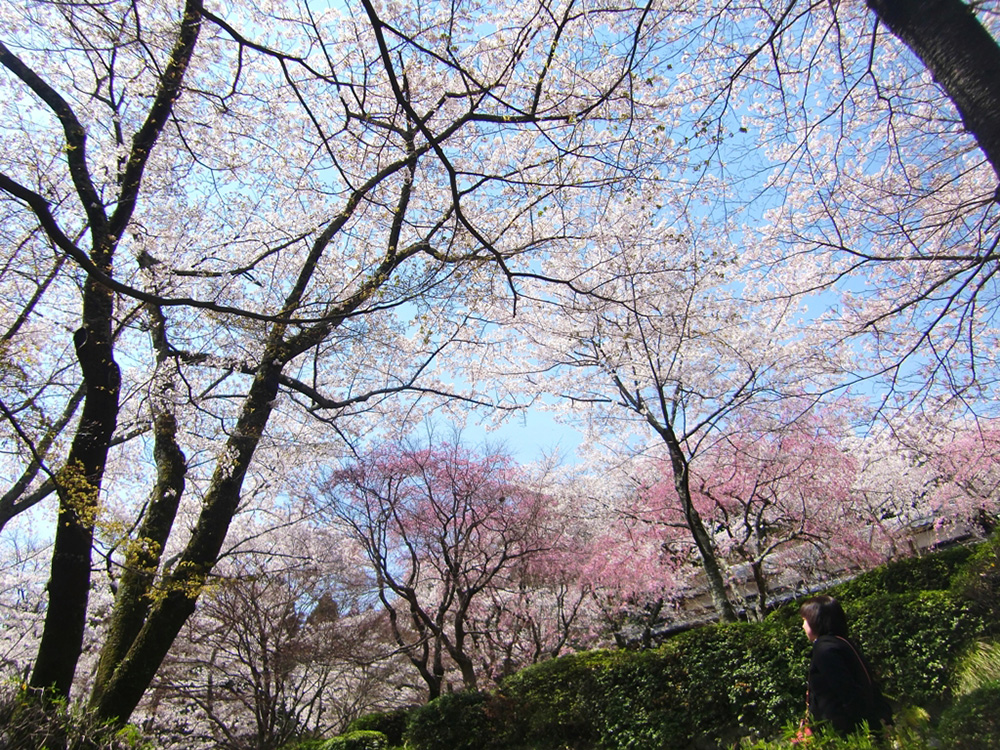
[800,595,892,736]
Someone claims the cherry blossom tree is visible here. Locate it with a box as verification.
[461,481,640,677]
[489,189,845,620]
[922,423,1000,536]
[478,1,1000,628]
[678,0,1000,413]
[144,534,402,750]
[816,408,1000,570]
[565,463,710,642]
[685,404,872,615]
[879,412,1000,540]
[0,0,666,724]
[847,428,943,559]
[467,0,1000,626]
[865,0,1000,181]
[0,524,48,681]
[466,554,597,681]
[316,440,558,699]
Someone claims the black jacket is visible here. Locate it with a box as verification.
[807,635,891,734]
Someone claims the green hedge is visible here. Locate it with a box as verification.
[345,708,409,747]
[669,621,804,741]
[592,622,803,749]
[844,590,983,707]
[495,621,804,749]
[318,730,388,750]
[951,534,1000,636]
[828,544,974,599]
[404,691,521,750]
[589,646,691,749]
[498,650,622,749]
[767,544,976,628]
[412,594,970,749]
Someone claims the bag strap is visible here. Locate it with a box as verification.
[835,636,873,685]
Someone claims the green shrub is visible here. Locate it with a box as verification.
[500,650,621,749]
[588,644,689,749]
[845,590,981,707]
[826,545,974,600]
[319,730,388,750]
[657,621,805,747]
[404,691,519,750]
[767,545,978,631]
[278,739,328,750]
[346,708,410,747]
[952,534,1000,636]
[715,622,808,737]
[936,680,1000,749]
[501,622,806,749]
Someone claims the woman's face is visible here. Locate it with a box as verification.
[802,618,817,642]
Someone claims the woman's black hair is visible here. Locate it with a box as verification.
[799,595,849,638]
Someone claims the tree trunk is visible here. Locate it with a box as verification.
[451,607,479,692]
[31,281,120,696]
[90,354,283,723]
[89,410,186,708]
[386,592,442,700]
[21,0,203,699]
[867,0,1000,183]
[89,301,187,708]
[750,559,769,619]
[661,425,738,622]
[641,597,665,649]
